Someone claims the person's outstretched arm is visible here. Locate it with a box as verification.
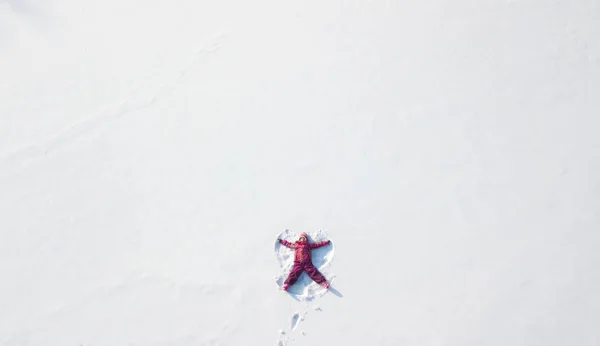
[309,240,331,249]
[279,239,297,248]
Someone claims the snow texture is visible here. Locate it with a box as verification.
[2,0,600,345]
[274,229,335,301]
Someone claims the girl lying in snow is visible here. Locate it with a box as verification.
[278,232,331,291]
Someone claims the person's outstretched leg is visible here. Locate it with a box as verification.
[304,263,328,287]
[283,263,304,290]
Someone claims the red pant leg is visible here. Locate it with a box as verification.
[284,263,305,286]
[304,263,326,284]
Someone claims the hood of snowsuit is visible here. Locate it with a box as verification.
[298,232,309,242]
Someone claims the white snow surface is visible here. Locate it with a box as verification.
[1,0,600,345]
[274,229,335,301]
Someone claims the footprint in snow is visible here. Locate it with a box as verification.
[291,312,301,331]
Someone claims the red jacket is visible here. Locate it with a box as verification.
[279,238,330,263]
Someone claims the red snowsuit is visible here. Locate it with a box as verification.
[279,233,330,287]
